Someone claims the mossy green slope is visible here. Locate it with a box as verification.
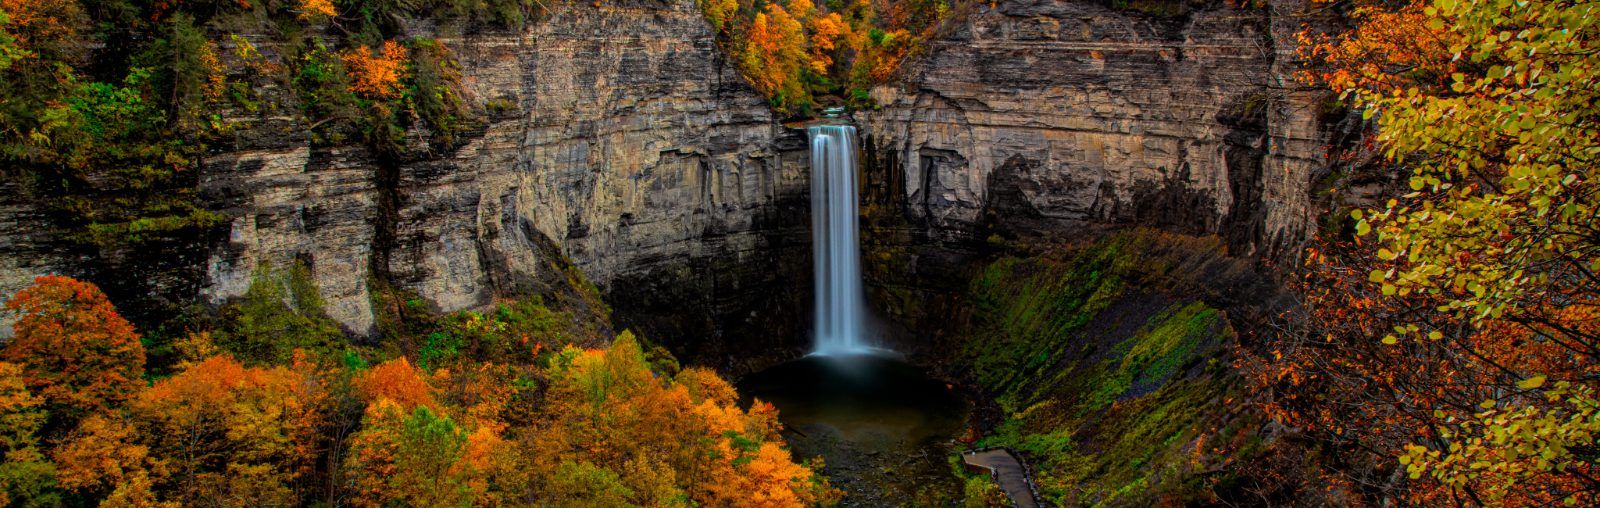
[957,230,1274,506]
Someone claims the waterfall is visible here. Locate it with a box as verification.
[809,125,869,355]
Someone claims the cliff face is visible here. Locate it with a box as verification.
[200,0,812,341]
[2,0,1337,359]
[859,0,1328,261]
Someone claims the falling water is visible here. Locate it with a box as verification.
[810,125,869,355]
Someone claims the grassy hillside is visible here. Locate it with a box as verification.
[952,230,1288,505]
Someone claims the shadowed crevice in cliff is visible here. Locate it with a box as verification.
[1123,162,1221,234]
[53,225,220,336]
[370,153,405,297]
[600,188,815,375]
[915,147,972,224]
[22,165,229,335]
[978,155,1046,234]
[858,132,989,360]
[1218,92,1272,257]
[0,152,228,336]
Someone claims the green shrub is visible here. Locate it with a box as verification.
[403,37,476,152]
[292,40,359,145]
[215,262,348,364]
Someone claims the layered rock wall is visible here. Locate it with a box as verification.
[860,0,1328,260]
[200,0,811,337]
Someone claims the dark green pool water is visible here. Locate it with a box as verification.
[739,353,968,504]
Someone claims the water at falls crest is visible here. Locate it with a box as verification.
[809,125,870,355]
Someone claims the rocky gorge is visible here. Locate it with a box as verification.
[2,0,1340,358]
[5,0,1587,504]
[0,0,1352,503]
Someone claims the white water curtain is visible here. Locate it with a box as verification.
[809,125,867,354]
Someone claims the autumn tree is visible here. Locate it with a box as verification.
[40,352,331,505]
[525,332,836,507]
[298,0,336,20]
[161,13,227,134]
[1249,0,1600,504]
[701,0,740,32]
[353,357,438,411]
[701,0,948,111]
[342,401,493,507]
[50,413,158,503]
[0,10,24,72]
[806,10,849,75]
[542,461,634,505]
[2,276,144,420]
[340,352,508,505]
[433,362,517,434]
[0,0,226,249]
[741,4,810,112]
[343,40,408,99]
[0,0,84,58]
[0,363,57,506]
[342,357,506,506]
[852,27,913,85]
[126,354,328,504]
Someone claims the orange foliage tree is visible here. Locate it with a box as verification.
[0,277,821,505]
[129,354,328,504]
[50,353,329,505]
[1295,1,1455,94]
[354,357,438,411]
[701,0,948,112]
[342,357,505,507]
[342,40,408,99]
[3,275,144,418]
[342,400,502,507]
[805,10,849,75]
[741,4,809,108]
[0,0,83,52]
[522,332,836,507]
[297,0,336,21]
[50,413,156,502]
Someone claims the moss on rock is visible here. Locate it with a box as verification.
[953,229,1278,505]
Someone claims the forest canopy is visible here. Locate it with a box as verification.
[0,274,835,506]
[699,0,955,115]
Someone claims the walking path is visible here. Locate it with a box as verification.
[961,448,1040,507]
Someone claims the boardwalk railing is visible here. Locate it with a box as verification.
[961,446,1044,507]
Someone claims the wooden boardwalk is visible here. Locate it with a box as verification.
[962,448,1040,508]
